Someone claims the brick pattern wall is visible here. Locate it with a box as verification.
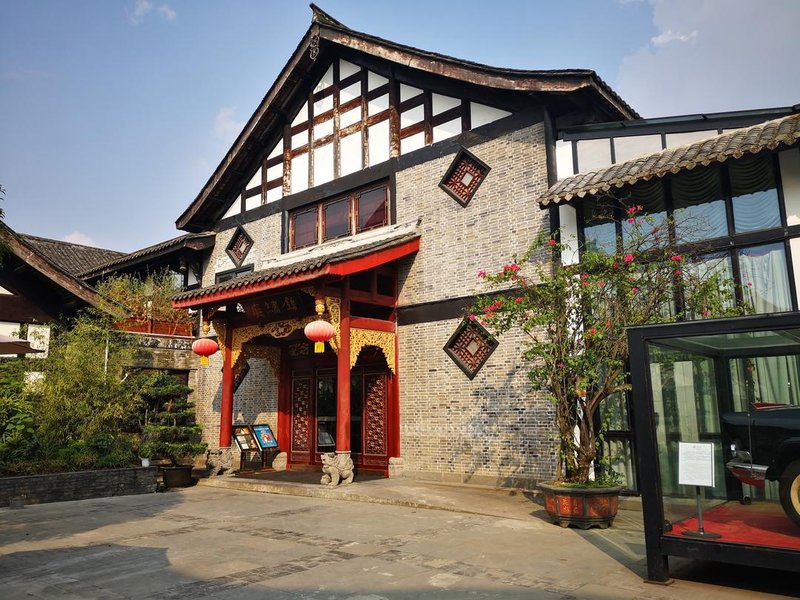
[195,355,279,464]
[0,468,158,506]
[204,217,282,286]
[394,122,556,486]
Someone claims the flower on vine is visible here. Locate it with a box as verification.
[557,362,565,369]
[549,239,557,247]
[597,281,604,287]
[675,269,682,276]
[581,273,588,280]
[671,255,683,261]
[469,314,476,321]
[626,218,635,224]
[631,287,639,294]
[585,327,598,338]
[514,297,524,303]
[477,270,487,278]
[747,281,753,287]
[702,309,710,316]
[504,263,520,273]
[624,253,634,263]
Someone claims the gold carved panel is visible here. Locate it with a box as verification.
[350,328,396,374]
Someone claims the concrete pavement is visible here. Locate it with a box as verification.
[0,481,797,599]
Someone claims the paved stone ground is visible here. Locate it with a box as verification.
[0,487,797,599]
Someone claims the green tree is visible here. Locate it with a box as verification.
[475,204,745,485]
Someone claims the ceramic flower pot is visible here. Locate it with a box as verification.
[538,481,623,529]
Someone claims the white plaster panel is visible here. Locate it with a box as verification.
[291,129,307,150]
[0,322,20,337]
[246,167,261,190]
[433,119,460,143]
[313,142,334,186]
[314,94,333,115]
[400,104,424,129]
[221,200,240,219]
[779,149,800,226]
[432,93,460,116]
[665,130,718,148]
[555,139,574,180]
[266,186,283,203]
[400,84,422,102]
[613,134,663,163]
[291,153,308,193]
[291,101,308,127]
[368,120,390,166]
[339,59,359,80]
[244,194,261,212]
[558,204,579,265]
[266,163,282,182]
[367,71,388,91]
[315,65,334,92]
[267,141,282,159]
[340,106,361,129]
[470,103,511,128]
[0,286,11,295]
[314,119,333,140]
[340,132,362,176]
[401,131,425,155]
[368,94,389,116]
[340,81,360,104]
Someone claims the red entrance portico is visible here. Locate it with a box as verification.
[173,230,419,474]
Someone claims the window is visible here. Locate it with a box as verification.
[215,265,254,284]
[289,183,389,250]
[578,154,791,316]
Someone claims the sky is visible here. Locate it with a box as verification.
[1,0,799,253]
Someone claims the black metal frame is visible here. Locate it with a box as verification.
[627,312,800,582]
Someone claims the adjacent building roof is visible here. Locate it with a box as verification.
[176,4,638,232]
[540,111,800,207]
[173,221,421,308]
[79,232,215,279]
[20,234,126,276]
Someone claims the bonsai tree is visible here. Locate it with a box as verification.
[474,203,744,485]
[137,371,207,466]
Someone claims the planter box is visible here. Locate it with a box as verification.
[0,467,158,507]
[538,482,622,529]
[160,465,193,488]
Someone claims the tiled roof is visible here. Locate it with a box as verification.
[20,234,127,276]
[540,112,800,207]
[174,222,420,304]
[79,232,215,278]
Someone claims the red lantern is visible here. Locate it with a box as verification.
[192,337,219,366]
[304,319,334,353]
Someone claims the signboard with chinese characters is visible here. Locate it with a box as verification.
[242,292,312,324]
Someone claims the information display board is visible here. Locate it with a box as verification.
[678,442,715,487]
[253,424,278,450]
[232,425,259,452]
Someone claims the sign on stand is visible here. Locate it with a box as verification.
[677,441,720,539]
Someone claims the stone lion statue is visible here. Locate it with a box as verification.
[320,452,354,486]
[207,448,234,477]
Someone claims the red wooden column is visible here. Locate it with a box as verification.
[336,281,351,452]
[219,327,234,448]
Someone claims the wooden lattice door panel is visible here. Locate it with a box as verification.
[361,372,388,466]
[290,374,313,463]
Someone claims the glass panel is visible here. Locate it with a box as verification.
[683,252,734,319]
[730,156,780,233]
[316,375,336,451]
[613,134,663,163]
[324,198,350,241]
[358,187,387,231]
[621,179,668,249]
[576,138,612,172]
[738,243,792,313]
[602,391,629,431]
[292,208,317,249]
[583,202,616,254]
[605,438,636,490]
[672,167,727,243]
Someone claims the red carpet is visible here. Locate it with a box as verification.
[666,502,800,550]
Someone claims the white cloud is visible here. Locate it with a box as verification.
[650,29,697,47]
[213,107,246,142]
[126,1,176,25]
[158,5,176,21]
[616,0,800,117]
[63,231,98,247]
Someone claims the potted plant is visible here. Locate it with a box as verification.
[475,202,743,528]
[137,371,207,488]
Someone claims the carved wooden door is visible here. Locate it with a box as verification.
[357,370,388,469]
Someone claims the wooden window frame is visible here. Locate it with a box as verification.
[289,181,389,251]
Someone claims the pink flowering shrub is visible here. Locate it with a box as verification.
[473,205,745,485]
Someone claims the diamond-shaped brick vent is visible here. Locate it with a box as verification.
[443,318,499,379]
[226,226,254,267]
[439,148,491,207]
